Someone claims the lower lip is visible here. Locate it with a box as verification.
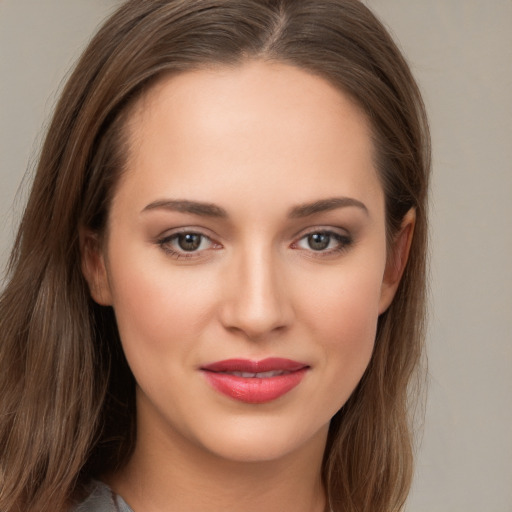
[202,369,308,404]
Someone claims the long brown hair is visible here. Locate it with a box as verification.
[0,1,430,511]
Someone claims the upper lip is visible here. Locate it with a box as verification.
[201,358,309,373]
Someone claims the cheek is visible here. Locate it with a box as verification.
[106,251,216,365]
[302,260,383,340]
[297,261,384,404]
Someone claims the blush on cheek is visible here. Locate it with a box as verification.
[330,313,377,374]
[309,274,381,383]
[110,263,216,367]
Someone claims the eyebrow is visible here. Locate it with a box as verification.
[141,196,368,218]
[142,199,228,217]
[288,197,368,218]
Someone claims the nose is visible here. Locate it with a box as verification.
[218,245,294,341]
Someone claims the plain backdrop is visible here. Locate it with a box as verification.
[1,1,511,511]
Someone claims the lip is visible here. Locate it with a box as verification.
[201,358,309,404]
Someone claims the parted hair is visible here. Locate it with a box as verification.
[0,1,430,511]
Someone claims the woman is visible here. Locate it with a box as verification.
[0,1,430,511]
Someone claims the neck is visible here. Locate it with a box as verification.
[107,395,328,512]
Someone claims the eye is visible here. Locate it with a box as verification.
[175,233,204,252]
[157,231,219,258]
[294,230,352,254]
[304,232,331,251]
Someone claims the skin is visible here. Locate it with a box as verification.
[82,60,414,512]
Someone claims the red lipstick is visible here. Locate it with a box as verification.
[201,358,309,404]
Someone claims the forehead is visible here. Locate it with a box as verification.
[115,60,383,217]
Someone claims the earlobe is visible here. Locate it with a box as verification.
[79,228,113,306]
[378,208,416,314]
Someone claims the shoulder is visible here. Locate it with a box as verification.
[71,480,133,512]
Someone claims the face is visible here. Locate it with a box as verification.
[83,61,408,464]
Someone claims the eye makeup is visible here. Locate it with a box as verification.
[156,230,221,259]
[155,226,354,261]
[293,230,353,255]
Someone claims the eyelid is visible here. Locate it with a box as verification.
[156,227,222,259]
[155,225,353,260]
[291,225,351,241]
[290,227,353,255]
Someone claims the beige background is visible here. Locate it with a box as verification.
[1,1,511,510]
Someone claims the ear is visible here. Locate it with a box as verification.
[378,208,416,314]
[79,228,113,306]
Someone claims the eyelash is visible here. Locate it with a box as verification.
[157,231,220,260]
[156,229,353,260]
[291,230,353,256]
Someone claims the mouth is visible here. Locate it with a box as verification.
[218,370,294,378]
[200,358,310,404]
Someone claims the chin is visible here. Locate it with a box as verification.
[191,418,330,464]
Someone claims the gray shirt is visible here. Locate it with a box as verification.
[72,480,133,512]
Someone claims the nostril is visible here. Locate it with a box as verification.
[217,254,294,338]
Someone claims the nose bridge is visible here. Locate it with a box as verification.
[220,239,292,339]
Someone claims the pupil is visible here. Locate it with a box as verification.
[178,233,201,251]
[308,233,330,251]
